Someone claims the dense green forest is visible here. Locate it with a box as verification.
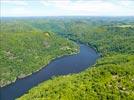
[0,17,134,99]
[15,17,134,100]
[18,54,134,100]
[0,18,79,87]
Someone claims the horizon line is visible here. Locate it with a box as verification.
[1,15,134,18]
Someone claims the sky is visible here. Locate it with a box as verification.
[1,0,134,17]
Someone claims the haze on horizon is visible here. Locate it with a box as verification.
[1,0,134,17]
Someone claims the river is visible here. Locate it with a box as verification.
[1,44,99,100]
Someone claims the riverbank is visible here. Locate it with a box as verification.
[1,44,99,100]
[1,48,79,88]
[19,54,134,100]
[0,31,79,87]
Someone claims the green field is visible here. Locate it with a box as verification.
[15,17,134,100]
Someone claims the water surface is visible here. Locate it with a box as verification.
[1,44,99,100]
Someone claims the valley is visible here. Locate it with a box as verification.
[0,17,134,100]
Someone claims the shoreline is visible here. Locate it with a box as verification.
[1,47,80,88]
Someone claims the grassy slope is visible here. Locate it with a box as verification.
[18,18,134,100]
[0,20,79,87]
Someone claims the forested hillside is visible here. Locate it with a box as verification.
[1,17,134,99]
[16,17,134,100]
[18,54,134,100]
[0,18,79,87]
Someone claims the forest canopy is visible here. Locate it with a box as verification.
[0,17,134,99]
